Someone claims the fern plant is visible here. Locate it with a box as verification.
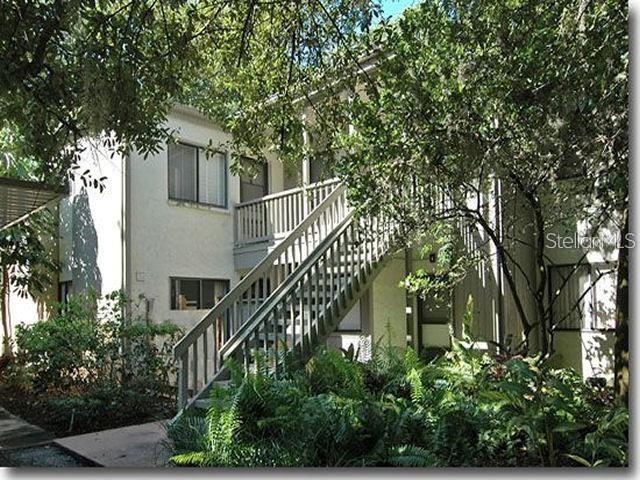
[167,341,628,467]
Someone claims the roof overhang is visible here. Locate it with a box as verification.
[0,176,68,230]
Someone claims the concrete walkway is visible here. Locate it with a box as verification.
[0,407,53,449]
[1,407,172,467]
[55,420,172,468]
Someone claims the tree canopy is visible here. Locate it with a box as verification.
[206,0,627,354]
[0,0,379,183]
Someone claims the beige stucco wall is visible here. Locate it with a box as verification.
[369,255,407,348]
[9,106,288,346]
[127,107,285,332]
[58,138,126,296]
[5,138,125,353]
[552,330,615,383]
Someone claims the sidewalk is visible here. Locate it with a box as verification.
[55,420,172,468]
[0,407,96,467]
[0,407,53,449]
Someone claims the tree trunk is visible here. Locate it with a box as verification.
[1,266,13,359]
[531,218,550,358]
[614,208,629,405]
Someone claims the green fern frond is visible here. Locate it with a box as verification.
[387,445,436,467]
[404,347,420,372]
[224,356,245,387]
[407,368,424,408]
[165,415,208,454]
[462,294,474,341]
[171,451,218,467]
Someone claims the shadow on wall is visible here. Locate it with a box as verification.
[583,330,615,382]
[69,188,102,294]
[583,293,616,381]
[453,223,502,343]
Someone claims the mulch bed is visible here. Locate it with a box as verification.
[0,443,101,467]
[0,384,174,438]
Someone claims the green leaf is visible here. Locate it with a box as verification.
[553,422,587,433]
[563,454,593,467]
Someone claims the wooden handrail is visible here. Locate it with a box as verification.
[219,212,355,358]
[235,178,340,208]
[234,178,342,245]
[173,183,346,358]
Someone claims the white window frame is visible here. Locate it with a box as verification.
[167,141,228,209]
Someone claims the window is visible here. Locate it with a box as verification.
[310,158,327,184]
[168,142,227,208]
[239,157,269,203]
[58,281,72,304]
[417,294,450,325]
[170,277,229,310]
[549,263,617,330]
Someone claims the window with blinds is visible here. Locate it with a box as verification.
[168,142,227,208]
[549,263,617,330]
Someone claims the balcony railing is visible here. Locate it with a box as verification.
[234,178,341,246]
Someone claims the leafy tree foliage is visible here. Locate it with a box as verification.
[211,0,627,356]
[0,0,380,358]
[0,0,379,183]
[0,212,57,358]
[0,149,58,358]
[2,291,181,435]
[341,0,626,356]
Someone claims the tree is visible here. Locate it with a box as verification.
[0,0,379,184]
[0,142,59,360]
[207,0,627,356]
[0,212,58,359]
[340,0,626,356]
[0,0,380,357]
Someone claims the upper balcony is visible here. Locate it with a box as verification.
[233,178,341,269]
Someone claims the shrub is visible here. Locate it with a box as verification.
[168,339,628,467]
[15,295,107,391]
[5,290,181,434]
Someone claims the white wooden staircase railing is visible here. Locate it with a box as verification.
[235,179,341,246]
[218,210,397,378]
[173,180,348,410]
[173,180,400,414]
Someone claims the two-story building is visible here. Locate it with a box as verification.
[5,103,619,411]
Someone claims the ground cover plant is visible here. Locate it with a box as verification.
[168,336,628,467]
[0,291,180,436]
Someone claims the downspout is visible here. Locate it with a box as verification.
[122,150,131,301]
[120,149,134,382]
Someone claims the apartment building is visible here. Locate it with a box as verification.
[7,103,618,411]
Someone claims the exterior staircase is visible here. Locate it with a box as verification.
[172,180,399,413]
